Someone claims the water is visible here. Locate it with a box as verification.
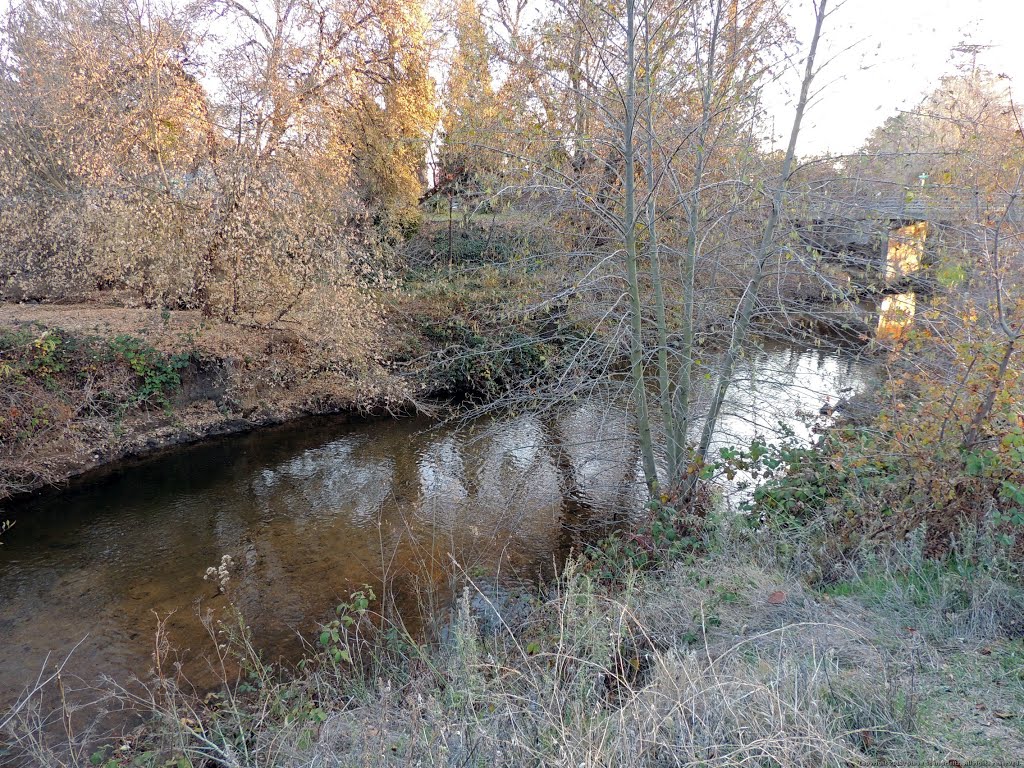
[0,342,874,714]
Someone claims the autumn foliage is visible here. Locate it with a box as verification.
[0,0,434,333]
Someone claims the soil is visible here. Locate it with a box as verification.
[0,300,416,503]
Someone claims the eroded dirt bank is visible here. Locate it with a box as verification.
[0,302,414,502]
[0,262,570,503]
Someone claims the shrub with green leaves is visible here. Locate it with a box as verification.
[108,334,190,408]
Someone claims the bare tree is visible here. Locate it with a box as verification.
[473,0,829,499]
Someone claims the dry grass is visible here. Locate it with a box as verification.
[296,551,1023,767]
[5,528,1024,767]
[160,560,882,767]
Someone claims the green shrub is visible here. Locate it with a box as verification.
[108,335,190,408]
[584,498,704,585]
[424,317,558,400]
[0,326,192,457]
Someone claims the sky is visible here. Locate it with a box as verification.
[769,0,1024,156]
[2,0,1021,158]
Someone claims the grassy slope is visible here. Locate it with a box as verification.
[9,524,1021,767]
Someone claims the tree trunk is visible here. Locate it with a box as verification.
[691,0,829,491]
[624,0,658,491]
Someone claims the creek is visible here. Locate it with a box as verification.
[0,341,874,712]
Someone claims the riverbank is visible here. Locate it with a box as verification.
[0,341,881,731]
[0,302,406,502]
[9,518,1023,767]
[0,256,571,502]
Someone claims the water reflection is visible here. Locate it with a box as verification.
[877,293,916,341]
[0,342,874,711]
[700,342,872,498]
[709,342,871,449]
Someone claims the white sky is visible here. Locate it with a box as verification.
[770,0,1024,156]
[1,0,1021,158]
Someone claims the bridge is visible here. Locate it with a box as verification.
[786,184,1019,295]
